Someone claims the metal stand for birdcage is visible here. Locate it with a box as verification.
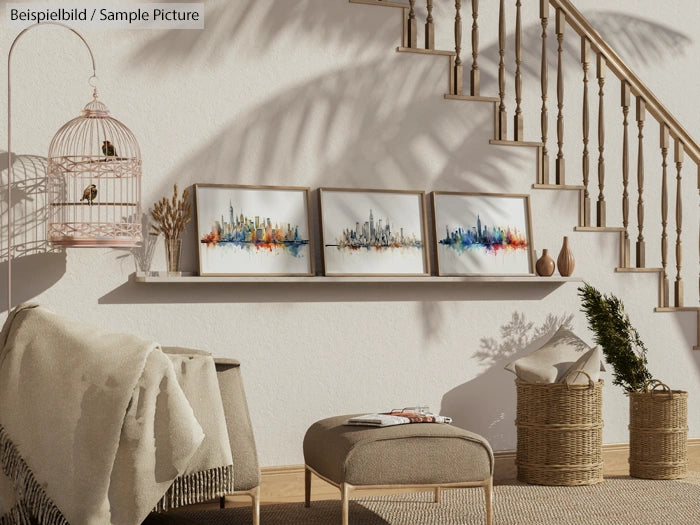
[7,23,142,312]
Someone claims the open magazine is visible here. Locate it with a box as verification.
[345,407,452,427]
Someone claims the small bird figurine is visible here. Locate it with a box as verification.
[81,184,97,205]
[102,140,117,157]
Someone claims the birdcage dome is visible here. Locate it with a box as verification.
[47,94,142,247]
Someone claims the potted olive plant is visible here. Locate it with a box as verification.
[577,282,687,479]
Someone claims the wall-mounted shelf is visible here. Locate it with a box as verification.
[134,273,582,284]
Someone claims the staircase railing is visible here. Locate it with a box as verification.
[372,0,699,310]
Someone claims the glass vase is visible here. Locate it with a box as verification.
[165,237,182,276]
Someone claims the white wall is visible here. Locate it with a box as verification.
[1,0,699,467]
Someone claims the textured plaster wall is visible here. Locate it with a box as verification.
[0,0,699,467]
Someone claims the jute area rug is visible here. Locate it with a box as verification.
[147,474,700,525]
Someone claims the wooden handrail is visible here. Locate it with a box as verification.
[549,0,700,164]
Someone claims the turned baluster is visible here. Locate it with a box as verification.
[674,139,684,307]
[581,37,591,225]
[555,9,565,183]
[407,0,417,48]
[425,0,434,50]
[596,54,606,226]
[660,124,670,307]
[470,0,480,96]
[636,97,646,267]
[621,81,631,266]
[514,0,523,141]
[453,0,463,95]
[498,0,507,139]
[539,0,549,184]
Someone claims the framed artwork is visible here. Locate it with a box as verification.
[319,188,429,276]
[431,192,535,276]
[195,184,313,276]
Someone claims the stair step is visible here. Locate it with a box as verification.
[489,139,544,148]
[397,47,456,57]
[532,184,585,190]
[444,94,500,103]
[574,226,625,232]
[655,306,700,312]
[349,0,407,8]
[615,267,663,273]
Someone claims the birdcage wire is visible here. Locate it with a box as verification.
[47,91,142,247]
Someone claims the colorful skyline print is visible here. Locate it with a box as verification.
[196,185,312,275]
[433,192,533,275]
[201,206,309,257]
[320,189,428,275]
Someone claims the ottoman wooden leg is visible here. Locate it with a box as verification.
[305,465,312,507]
[341,482,350,525]
[434,487,440,503]
[483,477,493,525]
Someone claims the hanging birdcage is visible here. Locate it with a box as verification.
[47,91,142,247]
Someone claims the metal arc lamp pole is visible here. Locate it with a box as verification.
[7,23,96,313]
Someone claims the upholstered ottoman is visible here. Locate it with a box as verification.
[303,415,494,525]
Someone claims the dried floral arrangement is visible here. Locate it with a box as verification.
[149,184,192,240]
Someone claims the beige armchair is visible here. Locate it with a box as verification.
[214,357,261,524]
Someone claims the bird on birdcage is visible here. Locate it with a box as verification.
[81,184,97,205]
[102,140,117,157]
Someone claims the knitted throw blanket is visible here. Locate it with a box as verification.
[0,304,232,525]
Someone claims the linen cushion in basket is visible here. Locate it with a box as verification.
[564,345,602,384]
[504,326,601,383]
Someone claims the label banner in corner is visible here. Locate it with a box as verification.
[6,3,204,30]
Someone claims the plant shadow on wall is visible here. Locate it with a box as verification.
[128,0,400,65]
[135,3,693,198]
[0,152,66,311]
[440,311,574,451]
[108,6,689,300]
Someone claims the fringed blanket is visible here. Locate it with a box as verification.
[0,304,233,525]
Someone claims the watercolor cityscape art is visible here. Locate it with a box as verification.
[432,192,534,275]
[320,189,428,275]
[195,185,313,275]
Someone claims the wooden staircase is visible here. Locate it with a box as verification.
[350,0,700,349]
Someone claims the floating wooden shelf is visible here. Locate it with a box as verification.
[134,273,582,284]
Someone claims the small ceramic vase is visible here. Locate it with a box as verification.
[535,249,556,277]
[557,236,575,277]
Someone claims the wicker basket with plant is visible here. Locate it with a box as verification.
[577,282,687,479]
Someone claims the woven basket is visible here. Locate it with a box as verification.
[629,381,688,479]
[515,370,603,486]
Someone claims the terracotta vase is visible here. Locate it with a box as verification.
[535,249,556,277]
[557,236,575,277]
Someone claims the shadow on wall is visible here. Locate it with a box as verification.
[0,153,66,311]
[128,0,400,66]
[140,4,693,200]
[440,311,574,451]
